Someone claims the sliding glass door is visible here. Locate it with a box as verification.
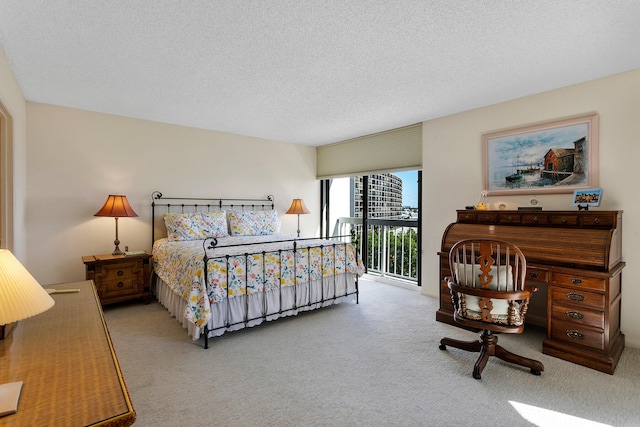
[320,170,421,285]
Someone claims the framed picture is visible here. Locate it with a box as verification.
[571,188,602,208]
[483,114,599,195]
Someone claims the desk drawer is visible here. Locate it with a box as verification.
[582,214,614,227]
[457,212,476,222]
[476,213,499,223]
[551,302,604,329]
[550,287,605,310]
[550,214,579,226]
[498,213,521,224]
[526,266,548,284]
[550,319,604,351]
[552,273,606,291]
[521,214,548,225]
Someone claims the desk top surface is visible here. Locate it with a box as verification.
[0,280,135,426]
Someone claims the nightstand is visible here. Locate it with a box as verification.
[82,253,152,305]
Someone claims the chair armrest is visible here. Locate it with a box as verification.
[448,281,533,301]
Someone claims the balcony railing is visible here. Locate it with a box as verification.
[335,217,419,284]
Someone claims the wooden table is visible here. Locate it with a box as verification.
[0,280,135,426]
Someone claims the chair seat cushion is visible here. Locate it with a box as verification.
[457,296,523,326]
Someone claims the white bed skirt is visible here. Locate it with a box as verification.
[153,273,357,341]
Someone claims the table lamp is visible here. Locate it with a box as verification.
[286,198,310,237]
[0,249,55,416]
[94,195,138,255]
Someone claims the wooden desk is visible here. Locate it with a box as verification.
[437,210,625,374]
[0,280,135,426]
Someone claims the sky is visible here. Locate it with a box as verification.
[394,170,419,207]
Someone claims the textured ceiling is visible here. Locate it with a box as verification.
[1,1,639,146]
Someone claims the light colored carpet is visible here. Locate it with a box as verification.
[103,277,640,427]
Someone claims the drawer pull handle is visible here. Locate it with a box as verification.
[464,215,471,220]
[117,281,124,288]
[567,292,585,302]
[566,330,585,340]
[529,272,540,279]
[566,310,585,320]
[483,216,490,221]
[533,216,539,222]
[571,278,583,285]
[594,218,600,224]
[117,270,124,276]
[507,216,513,222]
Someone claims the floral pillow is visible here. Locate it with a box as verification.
[227,210,281,236]
[163,211,229,241]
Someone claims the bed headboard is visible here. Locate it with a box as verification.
[151,191,275,244]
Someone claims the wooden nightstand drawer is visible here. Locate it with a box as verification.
[83,253,152,305]
[98,264,142,301]
[97,260,141,281]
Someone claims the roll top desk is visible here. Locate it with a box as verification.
[437,210,625,374]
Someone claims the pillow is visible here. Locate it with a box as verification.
[455,264,515,321]
[163,211,229,241]
[227,210,281,236]
[457,264,514,289]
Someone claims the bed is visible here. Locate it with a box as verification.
[150,191,363,348]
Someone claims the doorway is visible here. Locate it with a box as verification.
[0,101,14,250]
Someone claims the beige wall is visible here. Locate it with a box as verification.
[25,103,318,285]
[421,69,640,348]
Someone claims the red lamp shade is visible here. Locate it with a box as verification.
[94,195,138,218]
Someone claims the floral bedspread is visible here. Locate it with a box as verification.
[152,235,364,327]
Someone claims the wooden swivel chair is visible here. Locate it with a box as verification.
[439,238,544,379]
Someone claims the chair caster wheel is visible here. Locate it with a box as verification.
[531,369,542,376]
[439,344,447,350]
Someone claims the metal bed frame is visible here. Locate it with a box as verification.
[151,191,360,348]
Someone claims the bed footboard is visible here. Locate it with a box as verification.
[201,236,360,349]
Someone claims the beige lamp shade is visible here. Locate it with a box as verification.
[0,249,55,325]
[286,199,310,215]
[286,199,310,237]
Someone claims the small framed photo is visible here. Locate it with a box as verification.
[571,188,602,208]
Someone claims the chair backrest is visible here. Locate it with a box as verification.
[447,239,533,330]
